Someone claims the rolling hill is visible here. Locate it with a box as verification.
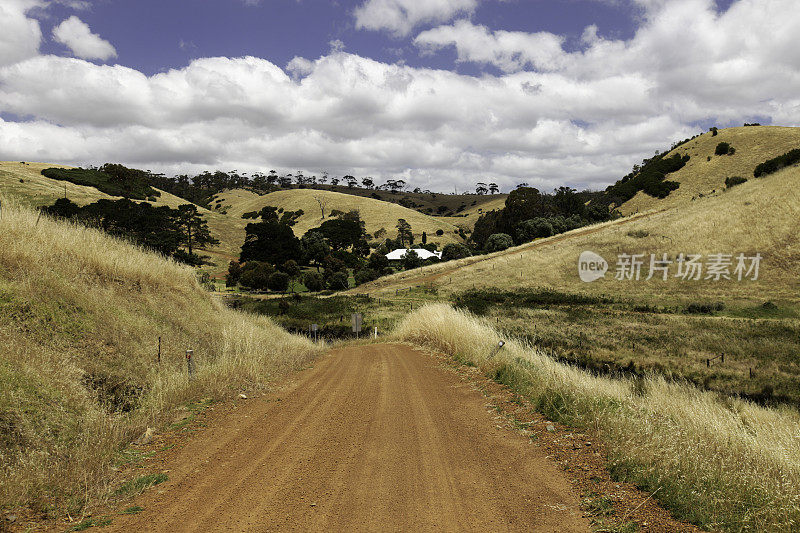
[353,127,800,304]
[211,187,468,245]
[620,125,800,215]
[1,162,482,277]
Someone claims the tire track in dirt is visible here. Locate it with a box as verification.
[107,344,590,532]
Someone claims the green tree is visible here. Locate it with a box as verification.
[314,211,367,255]
[226,261,242,287]
[301,231,331,271]
[240,207,303,266]
[367,251,389,272]
[268,271,290,293]
[239,262,274,291]
[396,218,413,246]
[515,218,553,243]
[402,249,422,270]
[441,243,471,261]
[176,204,219,256]
[303,271,324,292]
[327,271,349,291]
[354,268,378,286]
[485,233,514,253]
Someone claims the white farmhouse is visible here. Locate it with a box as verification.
[386,248,442,261]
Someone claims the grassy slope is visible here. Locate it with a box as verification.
[621,125,800,215]
[355,150,800,304]
[0,161,242,276]
[213,187,468,246]
[0,197,321,514]
[350,132,800,404]
[0,161,198,211]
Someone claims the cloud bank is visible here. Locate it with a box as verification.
[1,0,799,194]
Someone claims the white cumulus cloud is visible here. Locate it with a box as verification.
[1,0,800,194]
[52,16,117,61]
[0,0,42,68]
[354,0,478,37]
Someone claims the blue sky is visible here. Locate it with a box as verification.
[36,1,641,75]
[0,0,796,193]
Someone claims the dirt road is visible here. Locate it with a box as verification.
[108,344,589,532]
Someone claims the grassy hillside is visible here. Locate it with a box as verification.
[621,125,800,215]
[355,156,800,303]
[213,187,468,246]
[0,197,321,515]
[275,183,508,218]
[350,157,800,405]
[0,161,197,211]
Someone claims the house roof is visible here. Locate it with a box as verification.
[386,248,442,260]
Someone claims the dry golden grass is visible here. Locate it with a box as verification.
[216,187,466,245]
[622,125,800,215]
[439,195,507,226]
[0,161,201,211]
[394,304,800,531]
[0,197,322,514]
[354,161,800,304]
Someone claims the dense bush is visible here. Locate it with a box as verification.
[42,165,159,200]
[354,268,378,286]
[601,153,688,204]
[326,271,349,290]
[753,148,800,177]
[484,233,514,253]
[268,271,290,293]
[302,271,324,292]
[725,176,748,188]
[715,142,732,155]
[239,262,274,291]
[515,218,553,242]
[441,242,472,261]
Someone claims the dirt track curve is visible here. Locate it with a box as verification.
[108,344,590,532]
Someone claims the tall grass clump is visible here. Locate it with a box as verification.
[394,304,800,532]
[0,198,322,515]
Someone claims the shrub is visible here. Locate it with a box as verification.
[753,148,800,178]
[302,271,324,292]
[267,271,290,293]
[402,249,422,270]
[715,142,731,156]
[435,229,444,236]
[353,268,378,286]
[725,176,748,188]
[441,242,472,261]
[484,233,514,253]
[515,218,553,243]
[326,271,349,290]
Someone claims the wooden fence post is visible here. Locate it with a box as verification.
[186,349,195,380]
